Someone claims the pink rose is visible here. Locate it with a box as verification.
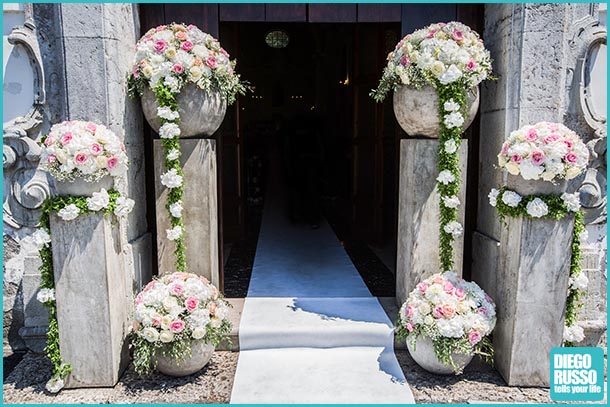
[443,281,455,294]
[564,153,578,164]
[90,143,103,156]
[205,56,217,69]
[484,293,494,304]
[135,293,143,305]
[525,128,538,141]
[531,151,545,165]
[400,55,410,66]
[478,306,489,316]
[74,153,88,165]
[406,322,414,332]
[207,302,217,315]
[563,140,573,149]
[511,154,522,163]
[544,134,560,144]
[44,136,54,146]
[181,41,193,51]
[86,122,97,134]
[452,30,464,42]
[155,25,167,32]
[152,315,162,327]
[170,320,185,333]
[144,281,156,291]
[173,272,189,280]
[548,123,559,131]
[455,287,466,299]
[426,29,438,39]
[61,132,73,144]
[466,60,476,71]
[468,331,482,345]
[47,154,57,164]
[193,57,202,66]
[433,276,444,284]
[200,276,210,284]
[186,297,199,312]
[171,284,183,296]
[107,156,118,170]
[433,306,444,319]
[154,39,168,53]
[175,31,187,41]
[187,24,197,30]
[405,305,414,317]
[501,142,509,155]
[220,48,229,58]
[172,63,184,74]
[442,305,455,319]
[417,283,428,293]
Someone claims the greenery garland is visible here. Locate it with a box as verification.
[37,189,130,392]
[491,186,586,347]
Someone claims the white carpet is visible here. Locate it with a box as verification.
[230,192,415,404]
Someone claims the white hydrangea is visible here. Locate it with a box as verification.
[160,168,183,189]
[437,170,456,185]
[159,122,181,139]
[169,202,183,218]
[519,160,544,180]
[501,190,522,207]
[442,195,460,209]
[443,99,460,112]
[167,148,180,161]
[31,228,51,250]
[444,139,458,154]
[443,221,463,238]
[569,273,589,291]
[45,376,65,393]
[443,111,465,129]
[526,198,549,218]
[488,188,499,207]
[438,64,463,85]
[157,106,180,121]
[166,225,182,241]
[36,288,55,303]
[57,204,80,221]
[563,325,585,343]
[86,188,110,211]
[114,196,135,217]
[561,192,581,212]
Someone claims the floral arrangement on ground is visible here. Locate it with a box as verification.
[131,271,232,376]
[396,272,496,373]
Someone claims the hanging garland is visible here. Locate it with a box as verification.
[34,189,135,393]
[489,186,588,346]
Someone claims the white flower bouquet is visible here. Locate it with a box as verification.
[128,23,247,103]
[131,272,232,375]
[371,21,492,101]
[397,272,496,372]
[497,121,589,182]
[40,121,128,182]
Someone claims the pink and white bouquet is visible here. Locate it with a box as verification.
[40,120,128,181]
[129,23,246,104]
[131,272,231,375]
[372,21,492,101]
[497,121,589,181]
[397,272,496,369]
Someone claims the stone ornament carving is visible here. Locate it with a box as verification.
[569,16,607,224]
[3,7,51,228]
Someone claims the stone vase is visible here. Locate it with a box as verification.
[406,334,473,375]
[54,175,114,197]
[393,85,480,138]
[141,84,227,138]
[506,174,568,196]
[156,340,215,377]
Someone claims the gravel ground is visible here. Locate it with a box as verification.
[6,349,597,404]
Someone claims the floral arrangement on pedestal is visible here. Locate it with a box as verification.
[36,120,135,393]
[131,272,232,376]
[490,121,590,346]
[128,22,248,272]
[396,272,496,374]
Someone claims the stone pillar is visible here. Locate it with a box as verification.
[50,213,130,387]
[396,139,468,306]
[154,139,219,286]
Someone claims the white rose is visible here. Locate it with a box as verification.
[569,273,589,291]
[442,195,460,209]
[160,168,183,189]
[167,148,180,161]
[166,225,182,241]
[503,161,521,175]
[437,170,456,185]
[563,325,585,343]
[444,139,458,154]
[519,160,544,180]
[210,317,222,328]
[419,302,431,316]
[157,106,180,121]
[443,221,463,238]
[526,198,549,218]
[443,99,460,112]
[159,123,181,139]
[439,64,463,84]
[443,112,465,129]
[114,196,135,217]
[488,188,499,207]
[141,327,160,343]
[501,190,522,207]
[31,228,51,249]
[57,204,80,221]
[431,60,446,77]
[565,166,583,180]
[36,288,55,303]
[561,192,581,212]
[191,326,206,340]
[159,330,175,343]
[169,202,183,218]
[86,188,110,211]
[189,66,203,81]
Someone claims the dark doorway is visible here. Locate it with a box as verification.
[220,22,400,297]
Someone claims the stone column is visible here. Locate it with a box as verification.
[154,139,219,286]
[396,139,468,306]
[50,212,130,387]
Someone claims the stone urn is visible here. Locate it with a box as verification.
[54,175,114,197]
[506,174,568,196]
[156,340,215,377]
[393,85,480,138]
[407,335,473,375]
[141,83,227,138]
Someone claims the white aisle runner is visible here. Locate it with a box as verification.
[230,184,415,403]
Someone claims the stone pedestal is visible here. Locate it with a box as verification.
[50,212,129,388]
[396,139,468,306]
[494,179,574,387]
[154,139,219,286]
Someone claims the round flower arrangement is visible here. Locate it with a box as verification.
[128,23,246,104]
[40,121,128,182]
[397,272,496,372]
[131,272,232,376]
[497,121,589,181]
[371,21,492,101]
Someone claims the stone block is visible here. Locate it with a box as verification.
[154,139,219,287]
[21,257,48,328]
[396,139,468,306]
[129,232,153,292]
[495,214,574,386]
[50,212,130,388]
[470,231,500,301]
